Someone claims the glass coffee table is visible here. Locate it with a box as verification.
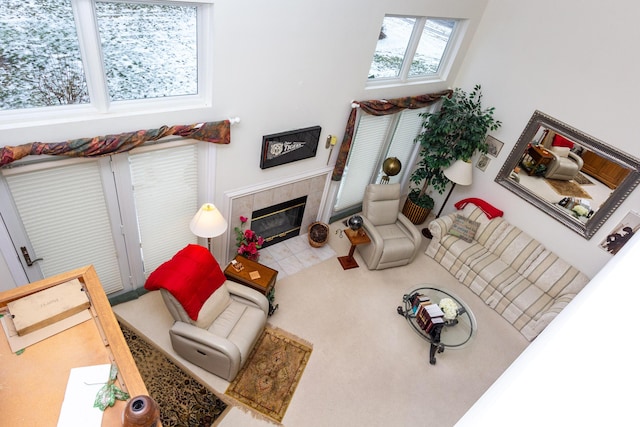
[397,286,477,365]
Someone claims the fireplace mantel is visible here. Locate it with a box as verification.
[222,168,332,263]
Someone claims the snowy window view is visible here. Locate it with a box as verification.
[95,2,197,102]
[368,16,457,82]
[0,0,88,109]
[0,0,198,111]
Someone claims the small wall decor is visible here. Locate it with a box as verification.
[485,135,504,158]
[260,126,321,169]
[599,211,640,255]
[476,154,490,171]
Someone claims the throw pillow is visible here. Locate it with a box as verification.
[448,215,480,243]
[145,244,226,320]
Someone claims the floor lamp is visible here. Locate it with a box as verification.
[422,159,473,238]
[189,203,228,252]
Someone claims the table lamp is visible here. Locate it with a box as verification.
[189,203,228,252]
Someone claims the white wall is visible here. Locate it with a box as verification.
[0,0,489,286]
[451,0,640,277]
[457,227,640,426]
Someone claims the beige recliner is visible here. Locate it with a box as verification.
[161,280,268,381]
[544,146,584,181]
[356,184,422,270]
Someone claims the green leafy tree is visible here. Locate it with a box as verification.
[408,84,502,209]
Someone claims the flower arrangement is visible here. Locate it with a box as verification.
[234,216,264,261]
[439,298,459,320]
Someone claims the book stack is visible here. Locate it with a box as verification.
[410,294,431,314]
[416,302,445,333]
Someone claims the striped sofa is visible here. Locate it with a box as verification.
[426,204,590,341]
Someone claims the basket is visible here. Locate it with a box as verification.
[308,222,329,248]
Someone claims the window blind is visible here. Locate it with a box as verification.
[130,144,199,277]
[5,161,124,294]
[334,113,392,211]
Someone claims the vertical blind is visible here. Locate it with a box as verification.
[333,113,393,211]
[130,144,199,278]
[334,107,428,212]
[5,161,124,294]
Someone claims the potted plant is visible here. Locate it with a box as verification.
[403,84,502,224]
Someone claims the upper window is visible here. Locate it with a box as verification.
[368,16,459,85]
[0,0,205,113]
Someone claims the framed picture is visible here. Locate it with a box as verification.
[485,135,504,158]
[476,154,490,171]
[260,126,321,169]
[599,211,640,255]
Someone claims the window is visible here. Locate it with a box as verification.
[0,142,203,295]
[333,107,430,215]
[368,15,459,85]
[0,0,207,113]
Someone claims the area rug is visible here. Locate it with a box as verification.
[225,326,312,423]
[120,324,227,427]
[545,178,592,199]
[574,172,594,185]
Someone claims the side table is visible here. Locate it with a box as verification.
[224,255,279,315]
[522,144,554,176]
[338,228,370,270]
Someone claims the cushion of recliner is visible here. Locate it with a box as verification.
[145,244,226,320]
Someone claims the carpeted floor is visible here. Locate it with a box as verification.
[225,327,312,423]
[120,324,227,426]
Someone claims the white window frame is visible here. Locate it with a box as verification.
[0,0,214,126]
[366,15,467,88]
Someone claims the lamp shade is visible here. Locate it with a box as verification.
[189,203,228,238]
[443,159,473,186]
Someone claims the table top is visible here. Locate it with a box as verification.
[344,228,370,245]
[224,255,278,294]
[0,265,153,426]
[402,286,476,348]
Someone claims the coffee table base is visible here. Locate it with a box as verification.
[338,255,359,269]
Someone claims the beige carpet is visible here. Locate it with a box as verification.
[545,178,592,199]
[114,222,529,426]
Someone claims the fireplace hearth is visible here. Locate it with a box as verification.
[251,196,307,248]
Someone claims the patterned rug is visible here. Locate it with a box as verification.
[574,172,594,185]
[225,327,312,423]
[120,324,227,427]
[545,178,592,199]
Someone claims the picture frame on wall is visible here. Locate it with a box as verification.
[485,135,504,158]
[476,154,490,171]
[260,126,322,169]
[599,211,640,255]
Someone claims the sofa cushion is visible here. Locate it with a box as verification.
[448,215,480,242]
[145,244,227,320]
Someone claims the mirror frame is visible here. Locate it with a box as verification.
[495,110,640,239]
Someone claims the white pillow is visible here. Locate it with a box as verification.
[551,146,570,158]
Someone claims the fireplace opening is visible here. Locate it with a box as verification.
[251,196,307,248]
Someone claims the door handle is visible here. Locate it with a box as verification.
[20,246,43,267]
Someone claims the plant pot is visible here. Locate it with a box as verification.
[402,197,431,225]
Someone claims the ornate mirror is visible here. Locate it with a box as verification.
[495,110,640,239]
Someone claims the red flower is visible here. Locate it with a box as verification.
[244,229,256,240]
[240,216,248,223]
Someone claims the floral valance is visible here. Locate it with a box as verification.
[331,90,452,181]
[0,120,231,168]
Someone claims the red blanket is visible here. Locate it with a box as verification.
[454,198,503,219]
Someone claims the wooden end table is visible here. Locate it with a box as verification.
[523,144,554,175]
[224,255,279,315]
[338,228,371,270]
